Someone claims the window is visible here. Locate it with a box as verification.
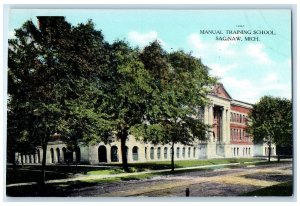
[157,147,161,159]
[111,146,119,162]
[164,147,168,159]
[56,148,61,163]
[145,147,147,159]
[150,147,154,160]
[182,147,186,158]
[188,147,191,158]
[193,147,196,158]
[176,147,180,158]
[132,146,138,161]
[240,129,242,140]
[50,148,54,163]
[98,145,107,162]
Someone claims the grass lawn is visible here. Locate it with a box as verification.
[108,157,264,171]
[242,181,293,196]
[6,157,268,185]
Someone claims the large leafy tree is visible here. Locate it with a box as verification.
[133,42,215,171]
[96,40,154,172]
[8,17,109,183]
[248,96,292,162]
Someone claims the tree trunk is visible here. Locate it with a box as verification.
[171,141,175,172]
[120,129,130,172]
[40,142,47,185]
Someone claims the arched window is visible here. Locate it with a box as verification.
[37,150,40,163]
[50,148,54,163]
[234,148,236,156]
[75,147,81,163]
[132,146,138,161]
[193,147,196,158]
[182,147,186,158]
[176,147,180,158]
[164,147,168,159]
[145,147,147,159]
[56,148,61,163]
[21,154,24,164]
[237,148,239,156]
[249,147,251,155]
[157,147,161,159]
[188,147,191,158]
[245,148,248,156]
[98,145,107,162]
[111,146,119,162]
[62,147,67,162]
[150,147,154,160]
[265,147,267,155]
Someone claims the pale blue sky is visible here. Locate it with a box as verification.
[8,9,292,103]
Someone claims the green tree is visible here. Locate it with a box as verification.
[98,40,154,172]
[248,96,292,162]
[133,42,215,171]
[8,17,109,183]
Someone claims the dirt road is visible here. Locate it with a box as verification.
[66,162,292,197]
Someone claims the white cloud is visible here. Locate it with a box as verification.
[187,33,239,60]
[245,43,272,65]
[209,63,237,78]
[128,31,165,48]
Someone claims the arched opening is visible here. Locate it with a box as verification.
[164,147,168,159]
[98,145,107,162]
[33,154,36,163]
[75,147,81,163]
[176,147,180,158]
[145,147,147,159]
[150,147,154,160]
[234,148,236,156]
[111,146,119,162]
[249,147,251,155]
[50,148,54,163]
[245,148,248,156]
[188,147,191,158]
[37,150,40,163]
[132,146,138,161]
[157,147,161,159]
[182,147,186,158]
[193,147,196,158]
[265,147,267,155]
[56,148,61,163]
[62,147,67,162]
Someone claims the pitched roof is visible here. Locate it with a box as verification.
[211,83,232,99]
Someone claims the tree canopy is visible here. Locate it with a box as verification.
[248,96,292,161]
[8,18,216,174]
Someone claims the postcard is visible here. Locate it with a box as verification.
[5,8,293,199]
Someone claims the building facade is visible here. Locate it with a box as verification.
[15,84,275,165]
